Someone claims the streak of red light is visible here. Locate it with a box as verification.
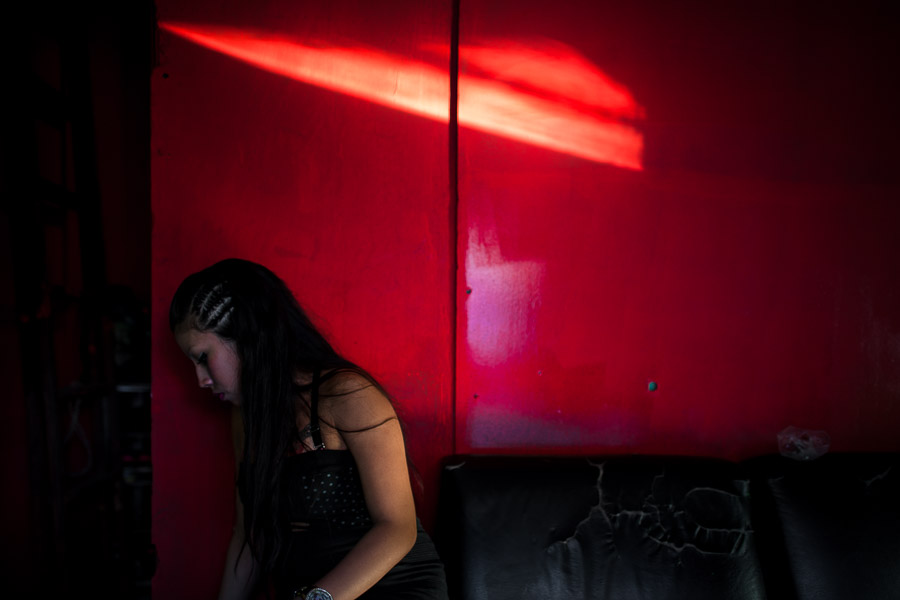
[160,22,643,169]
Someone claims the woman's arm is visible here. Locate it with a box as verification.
[219,407,260,600]
[218,489,260,600]
[312,378,419,600]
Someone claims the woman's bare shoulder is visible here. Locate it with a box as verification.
[319,369,396,433]
[320,369,377,396]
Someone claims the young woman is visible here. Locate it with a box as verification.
[170,259,448,600]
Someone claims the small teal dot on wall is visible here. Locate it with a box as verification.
[648,381,658,392]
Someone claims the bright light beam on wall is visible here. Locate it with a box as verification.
[161,22,644,169]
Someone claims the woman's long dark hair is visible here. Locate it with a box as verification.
[169,258,381,576]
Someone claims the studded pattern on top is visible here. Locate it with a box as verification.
[284,454,373,533]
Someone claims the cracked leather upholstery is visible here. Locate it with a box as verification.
[436,454,900,600]
[436,456,765,600]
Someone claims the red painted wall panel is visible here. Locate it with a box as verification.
[456,0,900,456]
[152,0,900,595]
[151,1,452,597]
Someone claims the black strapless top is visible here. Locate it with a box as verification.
[270,450,447,599]
[239,370,448,600]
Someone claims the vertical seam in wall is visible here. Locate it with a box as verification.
[449,0,460,456]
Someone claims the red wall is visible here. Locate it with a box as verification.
[152,1,900,597]
[456,1,900,456]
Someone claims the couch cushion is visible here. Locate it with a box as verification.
[436,456,766,600]
[747,453,900,600]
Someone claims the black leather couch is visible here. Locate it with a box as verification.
[435,453,900,600]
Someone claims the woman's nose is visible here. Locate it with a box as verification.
[195,366,213,388]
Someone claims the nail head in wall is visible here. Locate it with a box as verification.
[648,381,658,392]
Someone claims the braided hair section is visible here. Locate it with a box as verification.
[192,282,235,332]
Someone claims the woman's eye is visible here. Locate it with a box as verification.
[196,353,208,365]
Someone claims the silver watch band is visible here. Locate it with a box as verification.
[293,586,334,600]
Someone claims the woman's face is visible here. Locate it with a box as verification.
[174,326,242,406]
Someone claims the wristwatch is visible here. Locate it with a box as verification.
[293,586,334,600]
